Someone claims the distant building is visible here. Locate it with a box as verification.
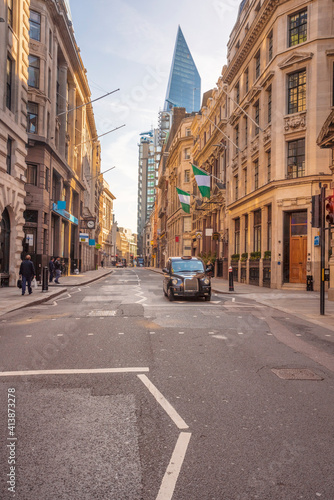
[163,26,201,114]
[99,180,116,265]
[137,129,161,255]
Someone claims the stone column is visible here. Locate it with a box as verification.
[246,211,253,284]
[67,82,76,170]
[58,63,68,157]
[259,206,267,287]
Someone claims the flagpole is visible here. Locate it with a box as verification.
[221,86,263,132]
[57,88,120,117]
[202,111,240,152]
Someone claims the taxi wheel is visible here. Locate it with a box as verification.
[163,286,167,297]
[205,295,211,301]
[167,287,174,301]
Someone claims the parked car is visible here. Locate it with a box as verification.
[162,256,211,301]
[116,262,124,268]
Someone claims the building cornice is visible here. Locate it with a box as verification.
[223,0,279,85]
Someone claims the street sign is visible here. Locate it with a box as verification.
[314,235,320,246]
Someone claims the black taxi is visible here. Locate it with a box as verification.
[162,256,211,301]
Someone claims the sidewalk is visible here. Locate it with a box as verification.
[148,267,334,332]
[0,267,113,317]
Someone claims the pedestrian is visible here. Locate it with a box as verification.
[54,257,62,284]
[101,259,104,268]
[19,255,36,295]
[206,260,214,277]
[49,257,55,282]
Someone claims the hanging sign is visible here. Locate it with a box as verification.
[79,233,89,243]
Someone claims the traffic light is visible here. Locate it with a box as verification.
[325,195,334,224]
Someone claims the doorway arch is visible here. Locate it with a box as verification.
[0,208,10,274]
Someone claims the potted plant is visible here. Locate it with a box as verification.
[263,251,271,260]
[231,254,240,261]
[250,251,261,260]
[241,252,248,262]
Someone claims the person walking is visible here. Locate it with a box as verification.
[49,257,55,282]
[54,257,61,284]
[19,255,36,295]
[206,260,214,278]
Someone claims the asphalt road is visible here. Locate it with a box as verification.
[0,268,333,500]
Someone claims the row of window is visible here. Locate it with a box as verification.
[234,9,307,104]
[234,69,305,153]
[233,138,305,201]
[234,206,272,255]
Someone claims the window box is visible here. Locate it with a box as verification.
[250,251,261,260]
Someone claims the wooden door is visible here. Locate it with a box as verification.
[290,235,307,283]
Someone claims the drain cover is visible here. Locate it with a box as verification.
[271,368,323,380]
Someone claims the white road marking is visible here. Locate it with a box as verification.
[0,367,150,377]
[138,374,189,430]
[118,332,124,335]
[57,293,72,301]
[88,310,116,317]
[52,318,57,321]
[237,332,244,335]
[211,301,221,304]
[57,334,63,337]
[212,334,228,340]
[26,335,32,338]
[179,332,184,334]
[156,432,192,500]
[232,298,235,302]
[150,332,155,335]
[88,333,94,336]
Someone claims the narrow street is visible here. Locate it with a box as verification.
[0,268,333,500]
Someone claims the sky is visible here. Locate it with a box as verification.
[69,0,241,233]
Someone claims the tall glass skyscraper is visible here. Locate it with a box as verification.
[164,26,201,113]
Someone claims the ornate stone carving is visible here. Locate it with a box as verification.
[251,138,259,154]
[263,125,271,144]
[241,148,247,163]
[284,113,306,132]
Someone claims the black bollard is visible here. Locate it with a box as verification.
[228,265,234,292]
[42,266,48,292]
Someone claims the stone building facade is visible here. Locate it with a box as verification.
[156,0,333,293]
[0,0,30,286]
[99,179,116,266]
[223,0,333,290]
[24,0,100,278]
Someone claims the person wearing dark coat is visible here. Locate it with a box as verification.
[19,255,36,295]
[49,257,55,282]
[54,257,61,284]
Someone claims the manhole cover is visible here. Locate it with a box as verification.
[271,368,323,380]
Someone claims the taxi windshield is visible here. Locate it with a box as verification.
[172,260,204,273]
